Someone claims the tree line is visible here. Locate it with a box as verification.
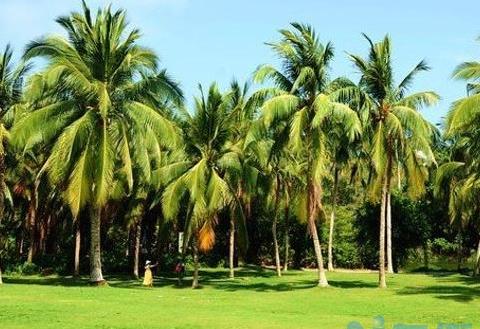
[0,2,479,289]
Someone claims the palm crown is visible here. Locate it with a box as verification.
[162,83,244,252]
[253,22,361,286]
[11,2,183,216]
[350,34,439,198]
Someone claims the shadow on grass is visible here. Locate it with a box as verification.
[397,284,480,302]
[328,280,377,289]
[3,276,88,287]
[7,266,475,297]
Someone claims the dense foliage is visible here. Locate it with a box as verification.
[0,2,479,289]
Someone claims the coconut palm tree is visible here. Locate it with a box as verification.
[162,83,246,288]
[10,2,183,283]
[254,23,361,286]
[322,77,363,272]
[436,42,480,276]
[225,80,266,278]
[349,34,439,287]
[0,45,30,284]
[435,157,480,275]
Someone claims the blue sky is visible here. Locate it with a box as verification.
[0,0,479,124]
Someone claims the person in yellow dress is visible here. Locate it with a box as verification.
[143,260,157,287]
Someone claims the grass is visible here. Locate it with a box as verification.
[0,267,479,329]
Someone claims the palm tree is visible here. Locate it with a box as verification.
[323,77,362,272]
[326,127,358,272]
[11,2,183,283]
[254,23,361,286]
[226,80,266,278]
[162,83,245,288]
[437,42,480,276]
[349,34,439,287]
[0,45,30,284]
[435,159,480,275]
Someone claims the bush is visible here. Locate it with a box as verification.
[6,262,39,276]
[321,205,362,269]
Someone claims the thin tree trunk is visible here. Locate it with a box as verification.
[18,231,24,256]
[307,181,328,287]
[74,220,81,277]
[125,227,130,257]
[27,200,36,264]
[283,187,290,273]
[272,175,282,277]
[272,216,281,277]
[133,222,141,279]
[0,151,4,223]
[379,171,388,288]
[39,217,47,255]
[473,239,480,277]
[0,151,4,284]
[328,167,339,272]
[192,240,199,289]
[386,192,394,274]
[229,217,235,279]
[90,208,105,284]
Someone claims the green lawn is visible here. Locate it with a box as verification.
[0,267,478,329]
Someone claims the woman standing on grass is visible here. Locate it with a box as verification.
[143,261,158,287]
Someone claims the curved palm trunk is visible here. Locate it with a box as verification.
[386,192,394,274]
[272,175,282,277]
[90,208,105,284]
[283,186,290,273]
[328,167,339,272]
[474,239,480,277]
[133,222,142,279]
[308,181,328,287]
[74,220,81,277]
[229,217,235,279]
[192,240,199,289]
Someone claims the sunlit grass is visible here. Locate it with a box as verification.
[1,267,479,329]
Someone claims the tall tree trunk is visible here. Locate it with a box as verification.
[283,186,290,273]
[125,227,130,257]
[133,221,141,279]
[229,217,235,279]
[0,151,4,222]
[328,167,339,272]
[272,175,282,277]
[18,231,24,256]
[386,192,394,273]
[90,208,104,284]
[192,239,199,289]
[39,216,47,255]
[0,150,5,285]
[307,181,328,287]
[474,239,480,277]
[272,216,281,277]
[74,220,81,277]
[379,171,388,288]
[27,199,37,264]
